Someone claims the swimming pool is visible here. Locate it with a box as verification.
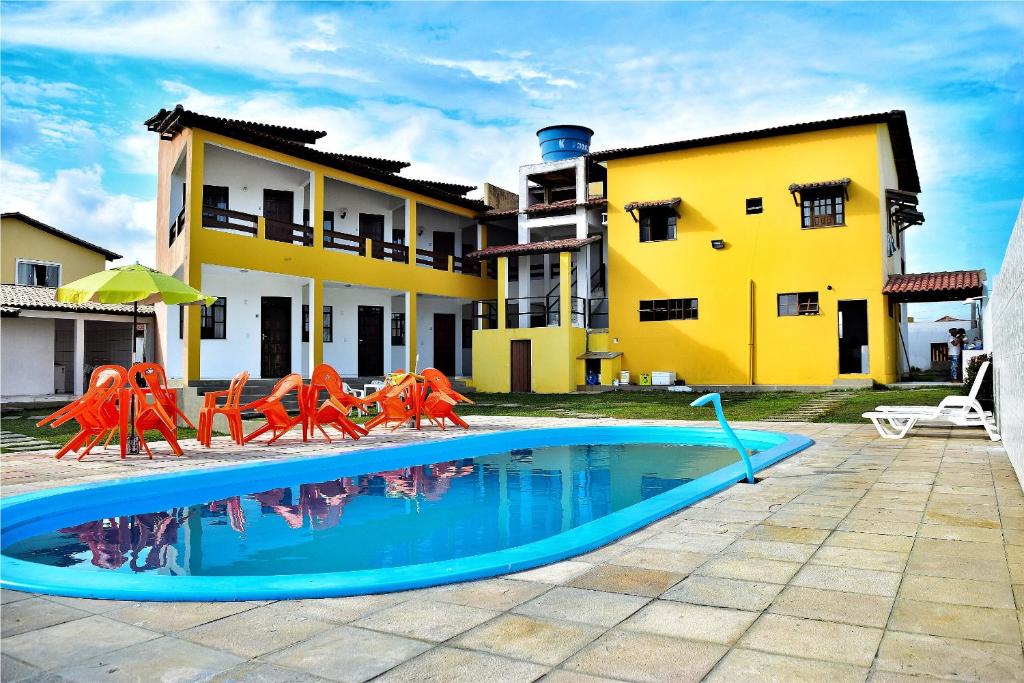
[0,426,811,601]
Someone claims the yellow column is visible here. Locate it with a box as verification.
[184,134,205,384]
[309,278,324,369]
[497,257,508,330]
[406,200,417,266]
[184,262,202,383]
[312,171,325,249]
[559,251,571,327]
[406,291,417,372]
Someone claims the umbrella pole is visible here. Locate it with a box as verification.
[128,301,140,455]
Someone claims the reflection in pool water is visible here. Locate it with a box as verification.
[4,443,741,578]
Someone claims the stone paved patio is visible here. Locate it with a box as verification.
[2,416,1022,682]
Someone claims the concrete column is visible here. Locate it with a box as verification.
[73,318,86,395]
[309,277,324,371]
[477,223,488,277]
[406,291,417,371]
[497,257,508,330]
[184,265,202,383]
[559,251,572,327]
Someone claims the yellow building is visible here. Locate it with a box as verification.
[146,106,506,385]
[471,112,935,391]
[1,213,152,398]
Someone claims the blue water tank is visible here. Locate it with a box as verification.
[537,125,594,162]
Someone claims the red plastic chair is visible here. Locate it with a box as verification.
[197,371,249,447]
[306,364,369,442]
[39,366,127,460]
[421,368,473,430]
[127,365,184,458]
[363,374,422,432]
[243,374,306,445]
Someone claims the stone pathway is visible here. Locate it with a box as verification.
[763,391,849,422]
[1,417,1022,682]
[0,429,55,453]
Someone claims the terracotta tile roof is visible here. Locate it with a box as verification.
[481,197,607,219]
[402,178,477,197]
[1,213,122,260]
[623,197,681,212]
[465,235,601,260]
[144,106,485,213]
[1,285,156,316]
[590,110,921,194]
[788,178,851,193]
[883,270,985,302]
[479,207,520,220]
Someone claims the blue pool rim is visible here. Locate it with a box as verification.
[0,426,812,602]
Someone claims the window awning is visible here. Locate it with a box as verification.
[465,235,601,260]
[623,197,680,222]
[788,178,850,205]
[577,351,623,360]
[883,270,984,303]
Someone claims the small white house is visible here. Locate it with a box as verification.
[906,314,980,371]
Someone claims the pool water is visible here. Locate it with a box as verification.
[4,443,741,578]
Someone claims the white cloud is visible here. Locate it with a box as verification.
[422,56,578,90]
[1,1,371,83]
[0,161,156,266]
[0,76,86,106]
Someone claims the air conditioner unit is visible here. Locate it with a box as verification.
[601,212,608,226]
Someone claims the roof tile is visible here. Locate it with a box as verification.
[1,285,156,316]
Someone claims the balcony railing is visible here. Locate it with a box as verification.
[265,217,313,246]
[168,206,186,246]
[202,206,258,236]
[323,229,410,263]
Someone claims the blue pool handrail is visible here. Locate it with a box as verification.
[690,392,756,483]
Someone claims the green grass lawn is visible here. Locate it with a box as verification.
[1,386,962,452]
[460,386,962,423]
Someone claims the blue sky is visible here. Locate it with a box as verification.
[1,1,1021,319]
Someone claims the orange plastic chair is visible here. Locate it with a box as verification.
[306,364,369,442]
[197,371,249,447]
[421,368,472,430]
[127,366,184,458]
[128,363,195,430]
[243,374,307,445]
[39,366,127,460]
[363,374,421,432]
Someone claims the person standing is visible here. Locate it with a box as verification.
[948,327,962,382]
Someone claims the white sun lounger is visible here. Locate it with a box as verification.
[862,361,1000,441]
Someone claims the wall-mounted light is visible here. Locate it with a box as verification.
[417,226,425,237]
[711,239,726,250]
[337,207,348,219]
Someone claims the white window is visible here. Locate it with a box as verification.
[16,259,61,287]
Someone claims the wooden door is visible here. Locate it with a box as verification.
[263,189,295,243]
[358,305,385,376]
[433,231,455,270]
[359,213,385,258]
[261,297,291,378]
[510,340,531,392]
[433,314,457,375]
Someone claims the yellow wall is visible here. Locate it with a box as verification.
[1,216,109,284]
[473,325,587,393]
[605,123,899,386]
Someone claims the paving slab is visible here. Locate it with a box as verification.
[452,613,605,666]
[1,596,90,637]
[618,600,758,645]
[661,574,784,612]
[177,603,335,659]
[739,613,884,667]
[568,564,683,597]
[898,574,1016,609]
[513,587,649,628]
[705,647,869,683]
[263,625,431,682]
[791,564,903,597]
[768,585,894,628]
[563,629,728,683]
[0,614,159,670]
[874,630,1024,680]
[51,635,246,682]
[374,646,548,683]
[352,599,499,642]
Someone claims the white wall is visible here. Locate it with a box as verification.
[323,179,404,242]
[417,204,473,257]
[990,200,1024,489]
[1,317,55,396]
[416,295,468,375]
[204,144,310,225]
[305,285,396,376]
[907,319,975,370]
